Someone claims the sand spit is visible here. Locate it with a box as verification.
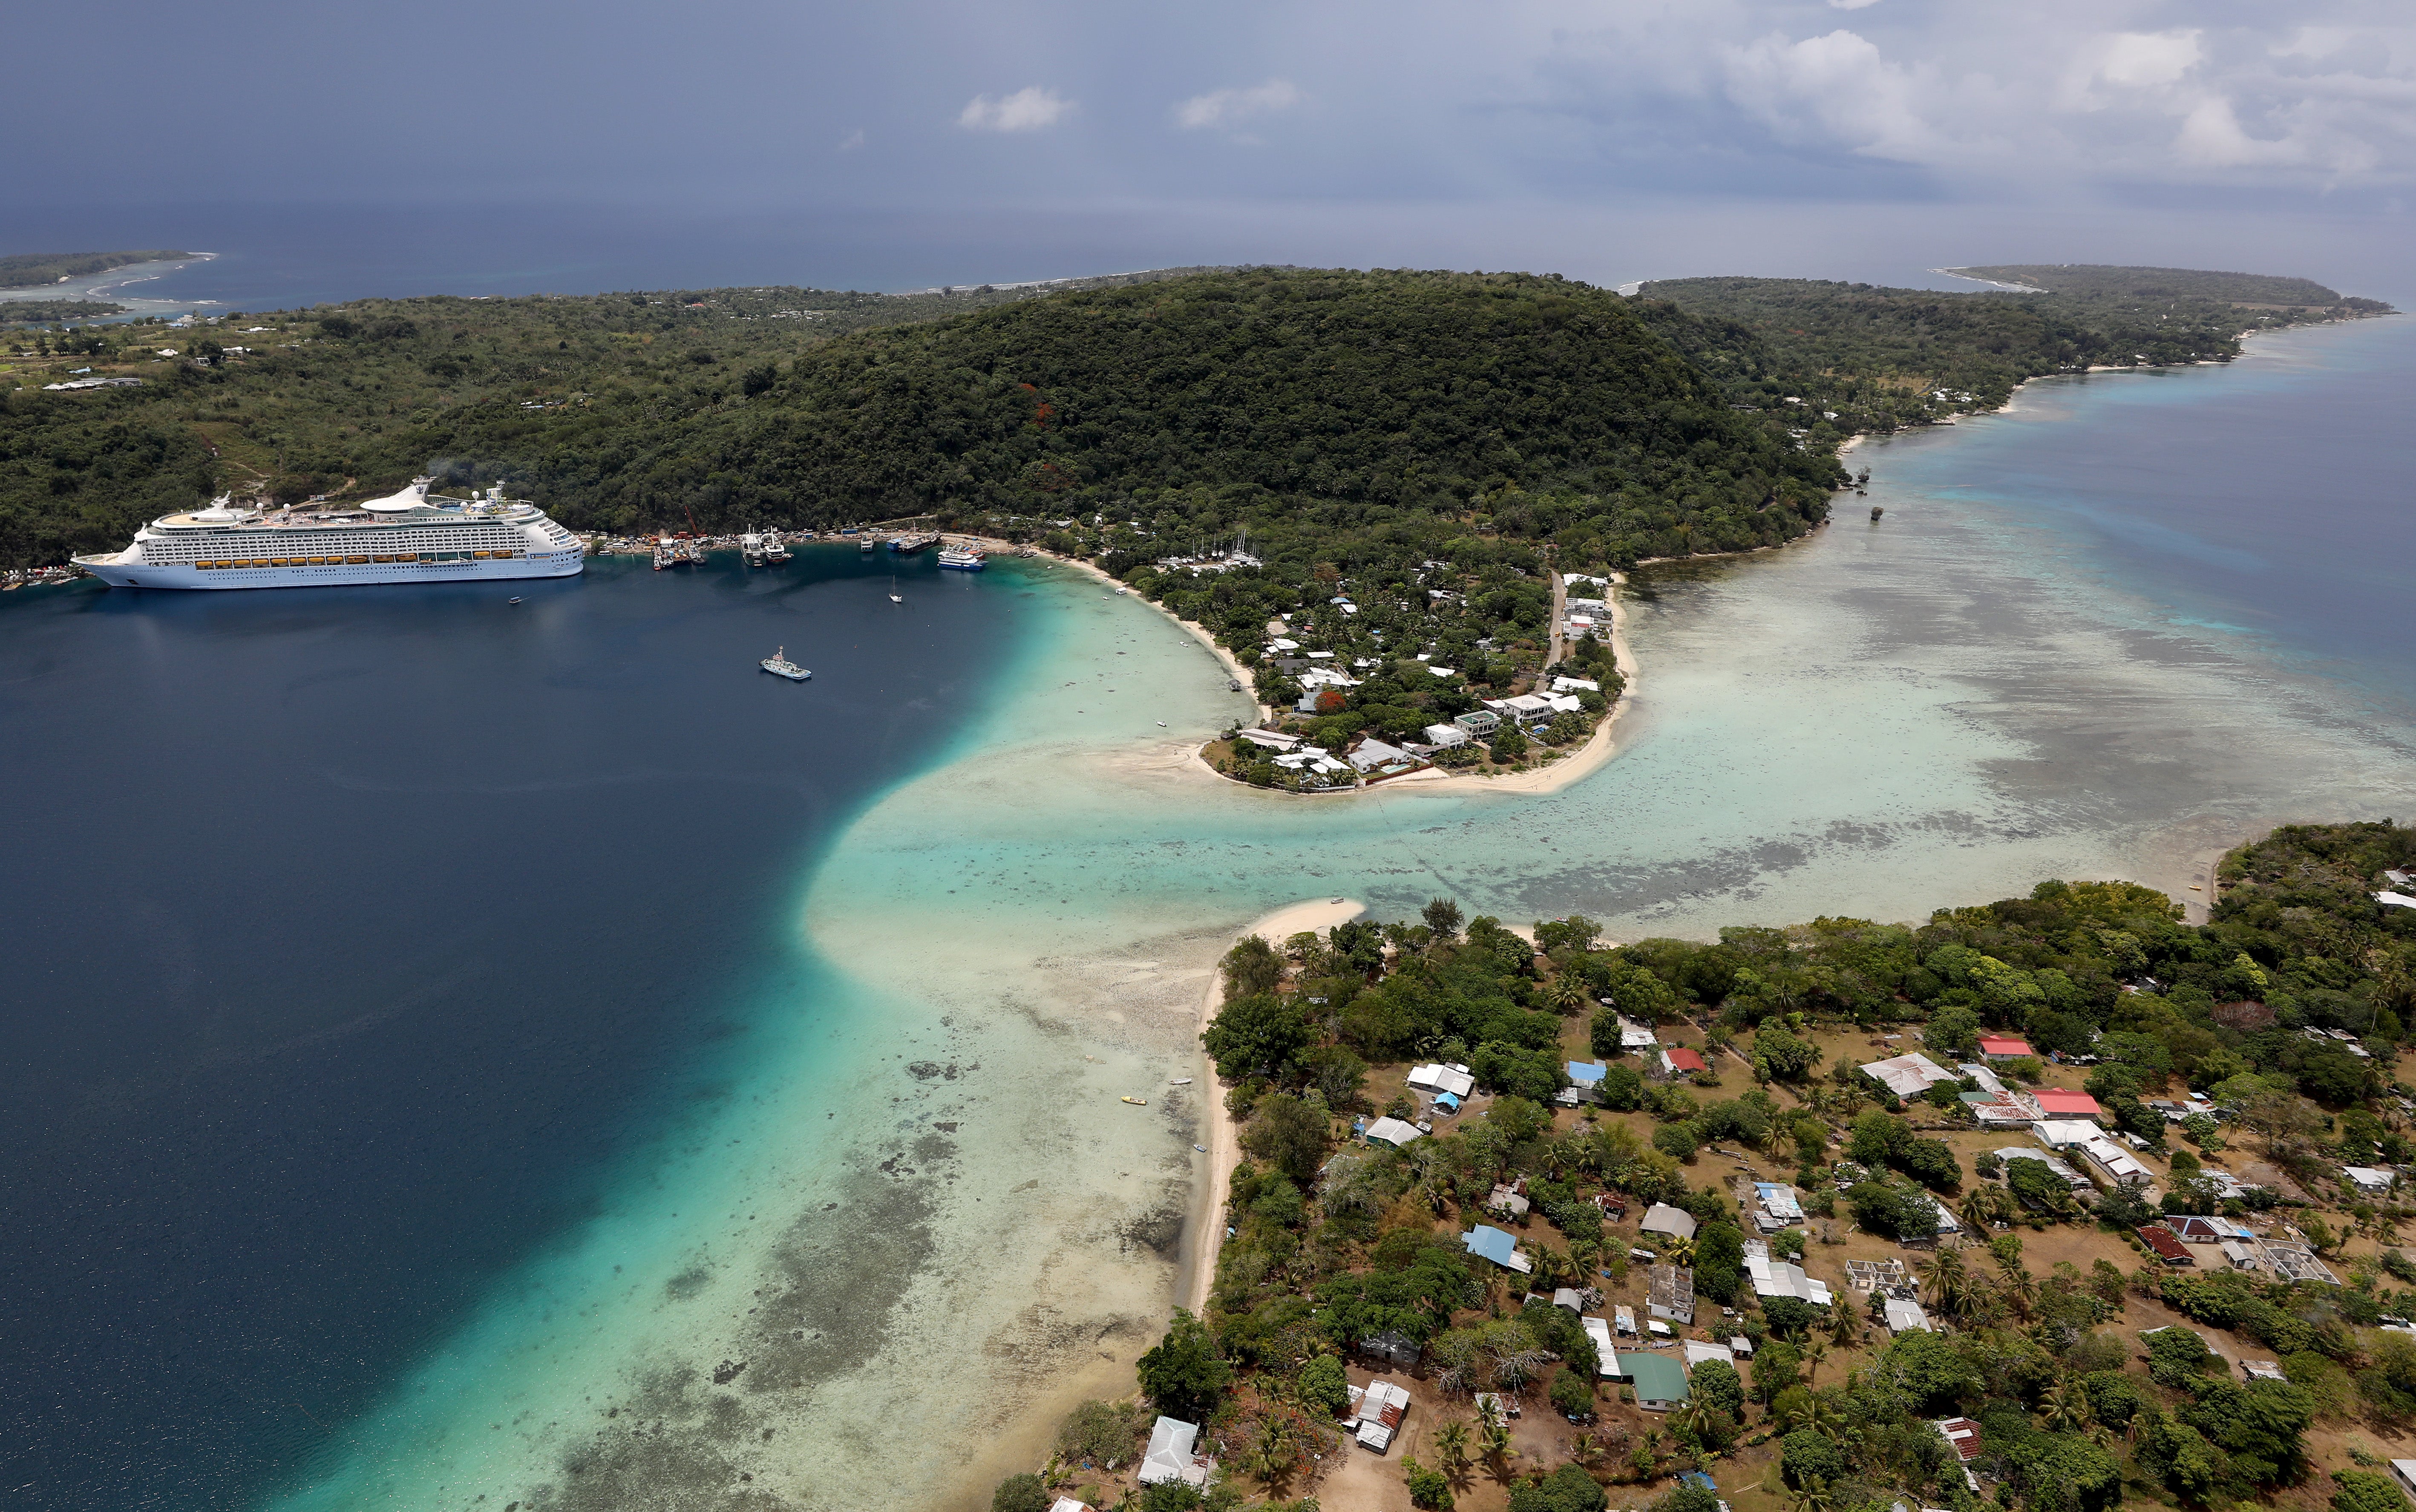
[1180,897,1365,1315]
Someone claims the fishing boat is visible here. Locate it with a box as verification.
[937,545,987,571]
[760,646,811,681]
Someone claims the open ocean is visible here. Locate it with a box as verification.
[0,304,2410,1510]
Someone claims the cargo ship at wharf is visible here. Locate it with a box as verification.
[73,480,583,590]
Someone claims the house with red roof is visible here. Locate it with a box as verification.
[2033,1089,2103,1121]
[2138,1225,2196,1266]
[1978,1035,2035,1061]
[1659,1046,1708,1079]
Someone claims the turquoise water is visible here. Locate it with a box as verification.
[242,319,2416,1510]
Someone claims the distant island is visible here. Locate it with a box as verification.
[0,299,124,325]
[1943,263,2384,310]
[0,250,190,290]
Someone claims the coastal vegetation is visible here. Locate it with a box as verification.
[0,299,124,325]
[0,250,188,288]
[1000,820,2416,1510]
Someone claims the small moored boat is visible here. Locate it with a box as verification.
[760,647,811,681]
[1121,1095,1147,1106]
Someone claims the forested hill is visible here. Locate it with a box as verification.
[1,269,1843,571]
[1947,264,2356,307]
[1634,269,2392,435]
[0,251,189,288]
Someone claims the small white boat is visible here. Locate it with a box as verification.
[1169,1077,1192,1085]
[760,646,811,681]
[889,593,903,603]
[507,596,523,604]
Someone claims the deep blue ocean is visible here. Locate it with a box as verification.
[0,552,1027,1510]
[0,245,2408,1509]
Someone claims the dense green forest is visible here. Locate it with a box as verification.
[1633,269,2390,432]
[1006,821,2416,1511]
[0,250,188,288]
[0,300,123,325]
[1947,265,2356,306]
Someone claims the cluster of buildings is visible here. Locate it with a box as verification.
[2133,1216,2341,1283]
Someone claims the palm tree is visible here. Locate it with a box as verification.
[1661,1236,1697,1268]
[1543,974,1587,1015]
[1828,1298,1860,1348]
[1787,1476,1839,1512]
[1998,1263,2039,1321]
[1802,1341,1831,1388]
[1432,1418,1472,1479]
[1480,1417,1517,1481]
[1959,1189,2001,1235]
[2039,1379,2093,1434]
[1569,1431,1602,1469]
[1916,1246,1970,1319]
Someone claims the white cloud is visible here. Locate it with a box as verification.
[1722,29,1938,161]
[1827,0,1882,10]
[958,87,1074,133]
[836,128,865,152]
[1175,79,1304,131]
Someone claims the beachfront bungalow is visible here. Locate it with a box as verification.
[1978,1035,2035,1061]
[1463,1225,1534,1274]
[1139,1417,1211,1486]
[1610,1351,1689,1411]
[1348,739,1416,774]
[1861,1052,1960,1099]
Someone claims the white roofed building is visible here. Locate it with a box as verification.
[1140,1417,1211,1486]
[1862,1053,1960,1099]
[1407,1064,1475,1098]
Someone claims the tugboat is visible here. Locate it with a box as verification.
[759,646,811,681]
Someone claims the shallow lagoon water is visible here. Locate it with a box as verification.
[4,319,2413,1512]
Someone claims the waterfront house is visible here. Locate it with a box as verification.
[1454,710,1502,737]
[1348,739,1414,773]
[1140,1417,1211,1486]
[1421,723,1470,748]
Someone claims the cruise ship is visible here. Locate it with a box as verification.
[72,479,584,590]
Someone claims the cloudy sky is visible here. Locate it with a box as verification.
[11,0,2413,293]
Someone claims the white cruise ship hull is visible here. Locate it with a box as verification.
[75,552,584,590]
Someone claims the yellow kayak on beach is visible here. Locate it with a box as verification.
[1122,1096,1147,1106]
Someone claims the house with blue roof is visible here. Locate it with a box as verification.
[1561,1061,1608,1105]
[1462,1224,1534,1274]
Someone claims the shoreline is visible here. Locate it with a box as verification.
[1178,897,1365,1316]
